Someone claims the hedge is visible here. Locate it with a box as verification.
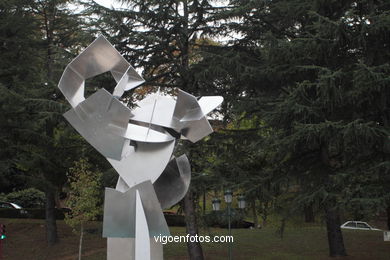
[204,210,254,228]
[0,209,186,226]
[164,214,186,227]
[1,188,45,208]
[0,208,66,219]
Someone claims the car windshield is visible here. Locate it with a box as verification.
[9,203,22,209]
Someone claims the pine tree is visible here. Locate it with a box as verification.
[217,0,390,257]
[0,0,91,245]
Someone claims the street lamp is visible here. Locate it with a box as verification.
[224,190,233,260]
[212,198,221,211]
[224,189,233,203]
[212,191,245,260]
[238,195,246,209]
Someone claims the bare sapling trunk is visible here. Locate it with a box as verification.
[79,223,84,260]
[386,205,390,231]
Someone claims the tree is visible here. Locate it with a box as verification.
[65,158,102,260]
[0,0,92,245]
[0,0,42,192]
[216,0,390,257]
[23,0,88,242]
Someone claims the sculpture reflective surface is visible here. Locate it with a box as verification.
[58,35,223,260]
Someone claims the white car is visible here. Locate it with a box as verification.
[341,221,381,231]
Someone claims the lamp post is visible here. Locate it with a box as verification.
[212,198,221,211]
[211,191,245,260]
[224,190,233,260]
[238,195,246,209]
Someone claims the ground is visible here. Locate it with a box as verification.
[0,218,389,259]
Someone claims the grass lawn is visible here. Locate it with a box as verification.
[0,218,389,259]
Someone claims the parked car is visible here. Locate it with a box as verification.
[341,221,381,231]
[0,201,28,214]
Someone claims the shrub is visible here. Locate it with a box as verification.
[0,208,66,219]
[164,213,186,226]
[0,209,26,218]
[204,209,250,228]
[3,188,45,208]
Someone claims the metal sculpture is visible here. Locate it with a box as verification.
[58,35,223,260]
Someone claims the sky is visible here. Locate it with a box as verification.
[71,0,238,44]
[94,0,125,9]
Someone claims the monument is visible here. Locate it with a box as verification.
[58,35,223,260]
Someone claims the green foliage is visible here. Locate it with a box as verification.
[217,0,390,213]
[0,0,90,197]
[64,159,102,233]
[164,214,186,227]
[204,209,247,228]
[85,0,230,99]
[1,188,45,208]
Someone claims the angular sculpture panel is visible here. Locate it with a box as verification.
[107,141,176,186]
[154,155,191,209]
[103,181,170,238]
[64,88,131,160]
[58,35,223,260]
[59,36,144,108]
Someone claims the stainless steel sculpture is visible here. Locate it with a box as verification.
[58,35,223,260]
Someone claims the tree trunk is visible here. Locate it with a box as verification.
[325,206,347,257]
[54,188,62,209]
[45,188,58,245]
[386,205,390,231]
[183,190,204,260]
[251,200,258,228]
[261,201,269,227]
[304,203,315,223]
[278,218,286,239]
[79,224,84,260]
[42,3,54,83]
[321,144,346,256]
[203,190,206,215]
